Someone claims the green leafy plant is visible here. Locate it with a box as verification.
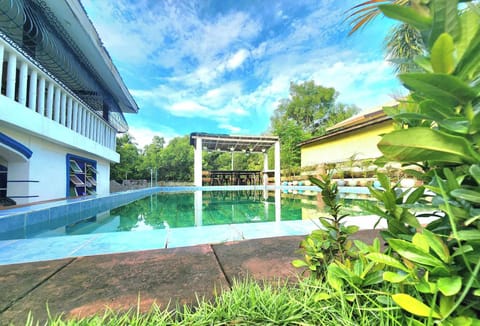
[357,1,480,324]
[292,172,359,278]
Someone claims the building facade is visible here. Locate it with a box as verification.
[299,106,395,170]
[0,0,138,205]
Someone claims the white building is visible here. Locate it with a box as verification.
[0,0,138,205]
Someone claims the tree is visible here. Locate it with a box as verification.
[385,23,425,73]
[139,136,165,179]
[270,81,358,172]
[347,1,426,73]
[111,133,141,182]
[158,136,194,182]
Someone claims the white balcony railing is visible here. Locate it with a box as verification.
[0,38,117,150]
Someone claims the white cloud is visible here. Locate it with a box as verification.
[126,126,179,149]
[218,123,242,133]
[226,49,249,70]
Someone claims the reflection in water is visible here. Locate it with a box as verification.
[37,189,374,238]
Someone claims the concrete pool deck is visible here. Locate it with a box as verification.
[0,230,381,325]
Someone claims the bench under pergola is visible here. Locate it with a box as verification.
[189,132,280,187]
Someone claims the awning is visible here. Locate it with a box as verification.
[0,132,33,161]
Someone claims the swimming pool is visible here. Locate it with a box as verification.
[4,188,373,240]
[0,186,380,265]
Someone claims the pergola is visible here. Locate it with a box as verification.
[189,133,281,187]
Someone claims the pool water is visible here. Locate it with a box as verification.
[32,189,372,239]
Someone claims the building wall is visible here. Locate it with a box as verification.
[2,122,112,205]
[301,121,394,168]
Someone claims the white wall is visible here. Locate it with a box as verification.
[2,125,113,204]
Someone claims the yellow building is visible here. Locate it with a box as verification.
[299,105,395,170]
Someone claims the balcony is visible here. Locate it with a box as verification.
[0,37,117,154]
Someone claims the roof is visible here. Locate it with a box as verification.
[190,133,279,153]
[42,0,139,114]
[298,104,395,148]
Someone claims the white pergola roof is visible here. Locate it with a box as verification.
[190,133,279,153]
[190,133,281,187]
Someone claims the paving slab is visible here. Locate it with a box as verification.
[0,245,228,326]
[0,259,74,313]
[212,235,305,283]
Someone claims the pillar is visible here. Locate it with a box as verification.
[0,45,4,93]
[28,70,38,111]
[263,151,269,187]
[46,82,54,119]
[37,77,45,115]
[194,137,202,187]
[53,87,61,122]
[6,53,16,99]
[18,62,28,105]
[66,97,73,128]
[60,92,67,125]
[274,140,281,186]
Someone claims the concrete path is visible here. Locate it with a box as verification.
[0,230,380,325]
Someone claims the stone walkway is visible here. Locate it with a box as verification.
[0,230,380,325]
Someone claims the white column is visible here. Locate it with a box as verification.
[81,107,87,136]
[18,62,28,105]
[86,112,91,139]
[60,92,67,125]
[274,140,281,187]
[37,77,45,115]
[0,45,4,94]
[6,53,16,99]
[194,190,203,226]
[274,188,281,222]
[46,82,54,119]
[53,87,61,122]
[72,102,78,131]
[263,152,269,187]
[28,70,37,110]
[194,137,203,187]
[66,97,73,128]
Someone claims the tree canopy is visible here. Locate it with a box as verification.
[270,81,358,174]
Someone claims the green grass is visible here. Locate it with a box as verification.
[22,278,406,326]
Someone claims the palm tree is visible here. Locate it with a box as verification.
[346,1,424,73]
[384,23,424,73]
[345,0,409,35]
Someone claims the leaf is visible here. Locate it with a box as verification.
[470,165,480,185]
[392,293,442,318]
[412,233,429,253]
[314,293,332,301]
[405,186,425,205]
[422,229,450,263]
[431,33,456,74]
[414,55,433,73]
[366,253,409,272]
[455,24,480,79]
[378,128,480,164]
[443,168,460,191]
[291,260,309,268]
[456,5,480,62]
[439,118,471,135]
[456,229,480,241]
[383,271,409,283]
[388,239,447,270]
[429,0,460,47]
[438,276,462,296]
[399,73,478,107]
[450,189,480,204]
[379,4,432,30]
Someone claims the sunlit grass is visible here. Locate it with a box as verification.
[22,278,405,326]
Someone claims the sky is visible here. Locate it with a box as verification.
[81,0,404,148]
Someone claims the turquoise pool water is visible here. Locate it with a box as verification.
[23,189,371,239]
[0,187,384,265]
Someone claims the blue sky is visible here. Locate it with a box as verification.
[81,0,404,148]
